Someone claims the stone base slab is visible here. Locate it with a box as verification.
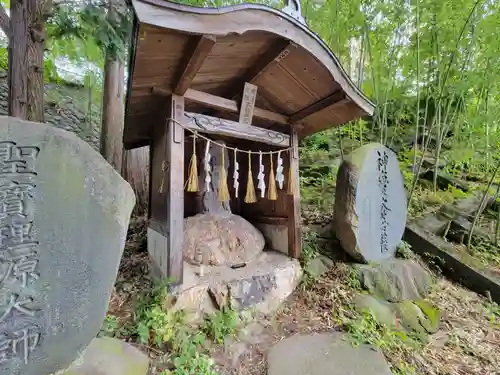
[169,251,302,320]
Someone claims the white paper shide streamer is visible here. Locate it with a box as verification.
[257,151,266,198]
[204,140,212,192]
[276,150,284,189]
[233,148,239,198]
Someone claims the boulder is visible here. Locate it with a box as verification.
[304,255,334,279]
[394,300,440,337]
[354,294,440,337]
[355,259,433,302]
[57,337,149,375]
[0,117,135,375]
[353,294,397,327]
[183,213,265,266]
[169,251,302,320]
[267,332,392,375]
[334,143,407,262]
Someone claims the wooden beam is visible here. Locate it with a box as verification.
[184,112,290,147]
[152,86,290,125]
[289,90,346,123]
[234,40,295,93]
[185,88,289,125]
[174,34,216,95]
[212,41,294,118]
[166,94,185,284]
[238,82,257,126]
[288,128,301,259]
[147,94,185,285]
[124,138,149,150]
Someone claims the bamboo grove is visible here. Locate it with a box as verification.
[0,0,498,218]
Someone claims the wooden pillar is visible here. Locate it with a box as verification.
[288,127,301,259]
[147,94,185,285]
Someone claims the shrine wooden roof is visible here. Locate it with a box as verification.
[123,0,376,150]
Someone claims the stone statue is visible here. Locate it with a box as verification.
[184,139,265,267]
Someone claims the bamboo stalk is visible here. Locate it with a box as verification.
[467,159,500,248]
[494,184,500,246]
[409,0,482,202]
[412,0,420,175]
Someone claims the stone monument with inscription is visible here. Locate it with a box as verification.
[334,143,407,262]
[0,117,135,375]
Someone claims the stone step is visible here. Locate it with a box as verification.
[267,333,392,375]
[56,337,149,375]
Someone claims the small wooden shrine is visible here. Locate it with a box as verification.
[124,0,375,285]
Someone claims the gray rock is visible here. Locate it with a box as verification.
[210,275,276,309]
[334,143,407,262]
[356,259,433,302]
[0,117,135,375]
[305,255,333,279]
[183,213,265,266]
[208,253,302,311]
[0,76,101,150]
[57,337,149,375]
[171,251,302,320]
[393,300,440,337]
[421,156,447,170]
[354,295,440,338]
[267,332,392,375]
[353,294,397,327]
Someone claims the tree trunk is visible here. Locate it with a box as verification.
[122,146,149,216]
[100,57,125,171]
[7,0,48,122]
[9,0,29,119]
[26,0,47,122]
[99,0,125,172]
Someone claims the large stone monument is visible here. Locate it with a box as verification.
[334,143,407,262]
[0,117,135,375]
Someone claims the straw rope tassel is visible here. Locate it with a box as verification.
[245,152,257,203]
[218,147,230,202]
[287,149,296,195]
[186,134,199,192]
[267,153,278,200]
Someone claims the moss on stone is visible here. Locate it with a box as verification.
[394,299,440,340]
[395,301,428,338]
[414,300,440,333]
[356,260,433,303]
[354,294,397,327]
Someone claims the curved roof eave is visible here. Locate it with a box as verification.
[131,0,376,118]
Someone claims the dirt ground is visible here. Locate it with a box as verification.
[108,218,500,375]
[208,269,500,375]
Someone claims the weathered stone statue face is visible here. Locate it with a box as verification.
[0,117,135,375]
